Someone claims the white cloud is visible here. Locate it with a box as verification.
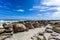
[55,7,60,11]
[29,5,49,12]
[33,6,49,9]
[17,9,24,12]
[40,10,46,12]
[40,0,60,20]
[28,0,60,20]
[29,9,34,11]
[42,0,60,6]
[52,12,60,18]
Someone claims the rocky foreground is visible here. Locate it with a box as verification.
[1,27,45,40]
[0,20,60,40]
[1,24,60,40]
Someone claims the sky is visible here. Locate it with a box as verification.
[0,0,60,20]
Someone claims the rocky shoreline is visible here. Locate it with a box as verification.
[0,20,60,40]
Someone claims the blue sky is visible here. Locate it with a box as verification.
[0,0,60,20]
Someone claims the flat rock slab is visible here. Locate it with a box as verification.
[13,28,46,40]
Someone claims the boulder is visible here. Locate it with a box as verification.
[13,23,27,33]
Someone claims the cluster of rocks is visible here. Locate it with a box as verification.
[0,20,60,33]
[30,23,60,40]
[31,32,46,40]
[12,20,49,33]
[0,22,13,40]
[13,20,60,33]
[0,20,60,40]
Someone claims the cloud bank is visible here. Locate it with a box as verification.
[41,0,60,20]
